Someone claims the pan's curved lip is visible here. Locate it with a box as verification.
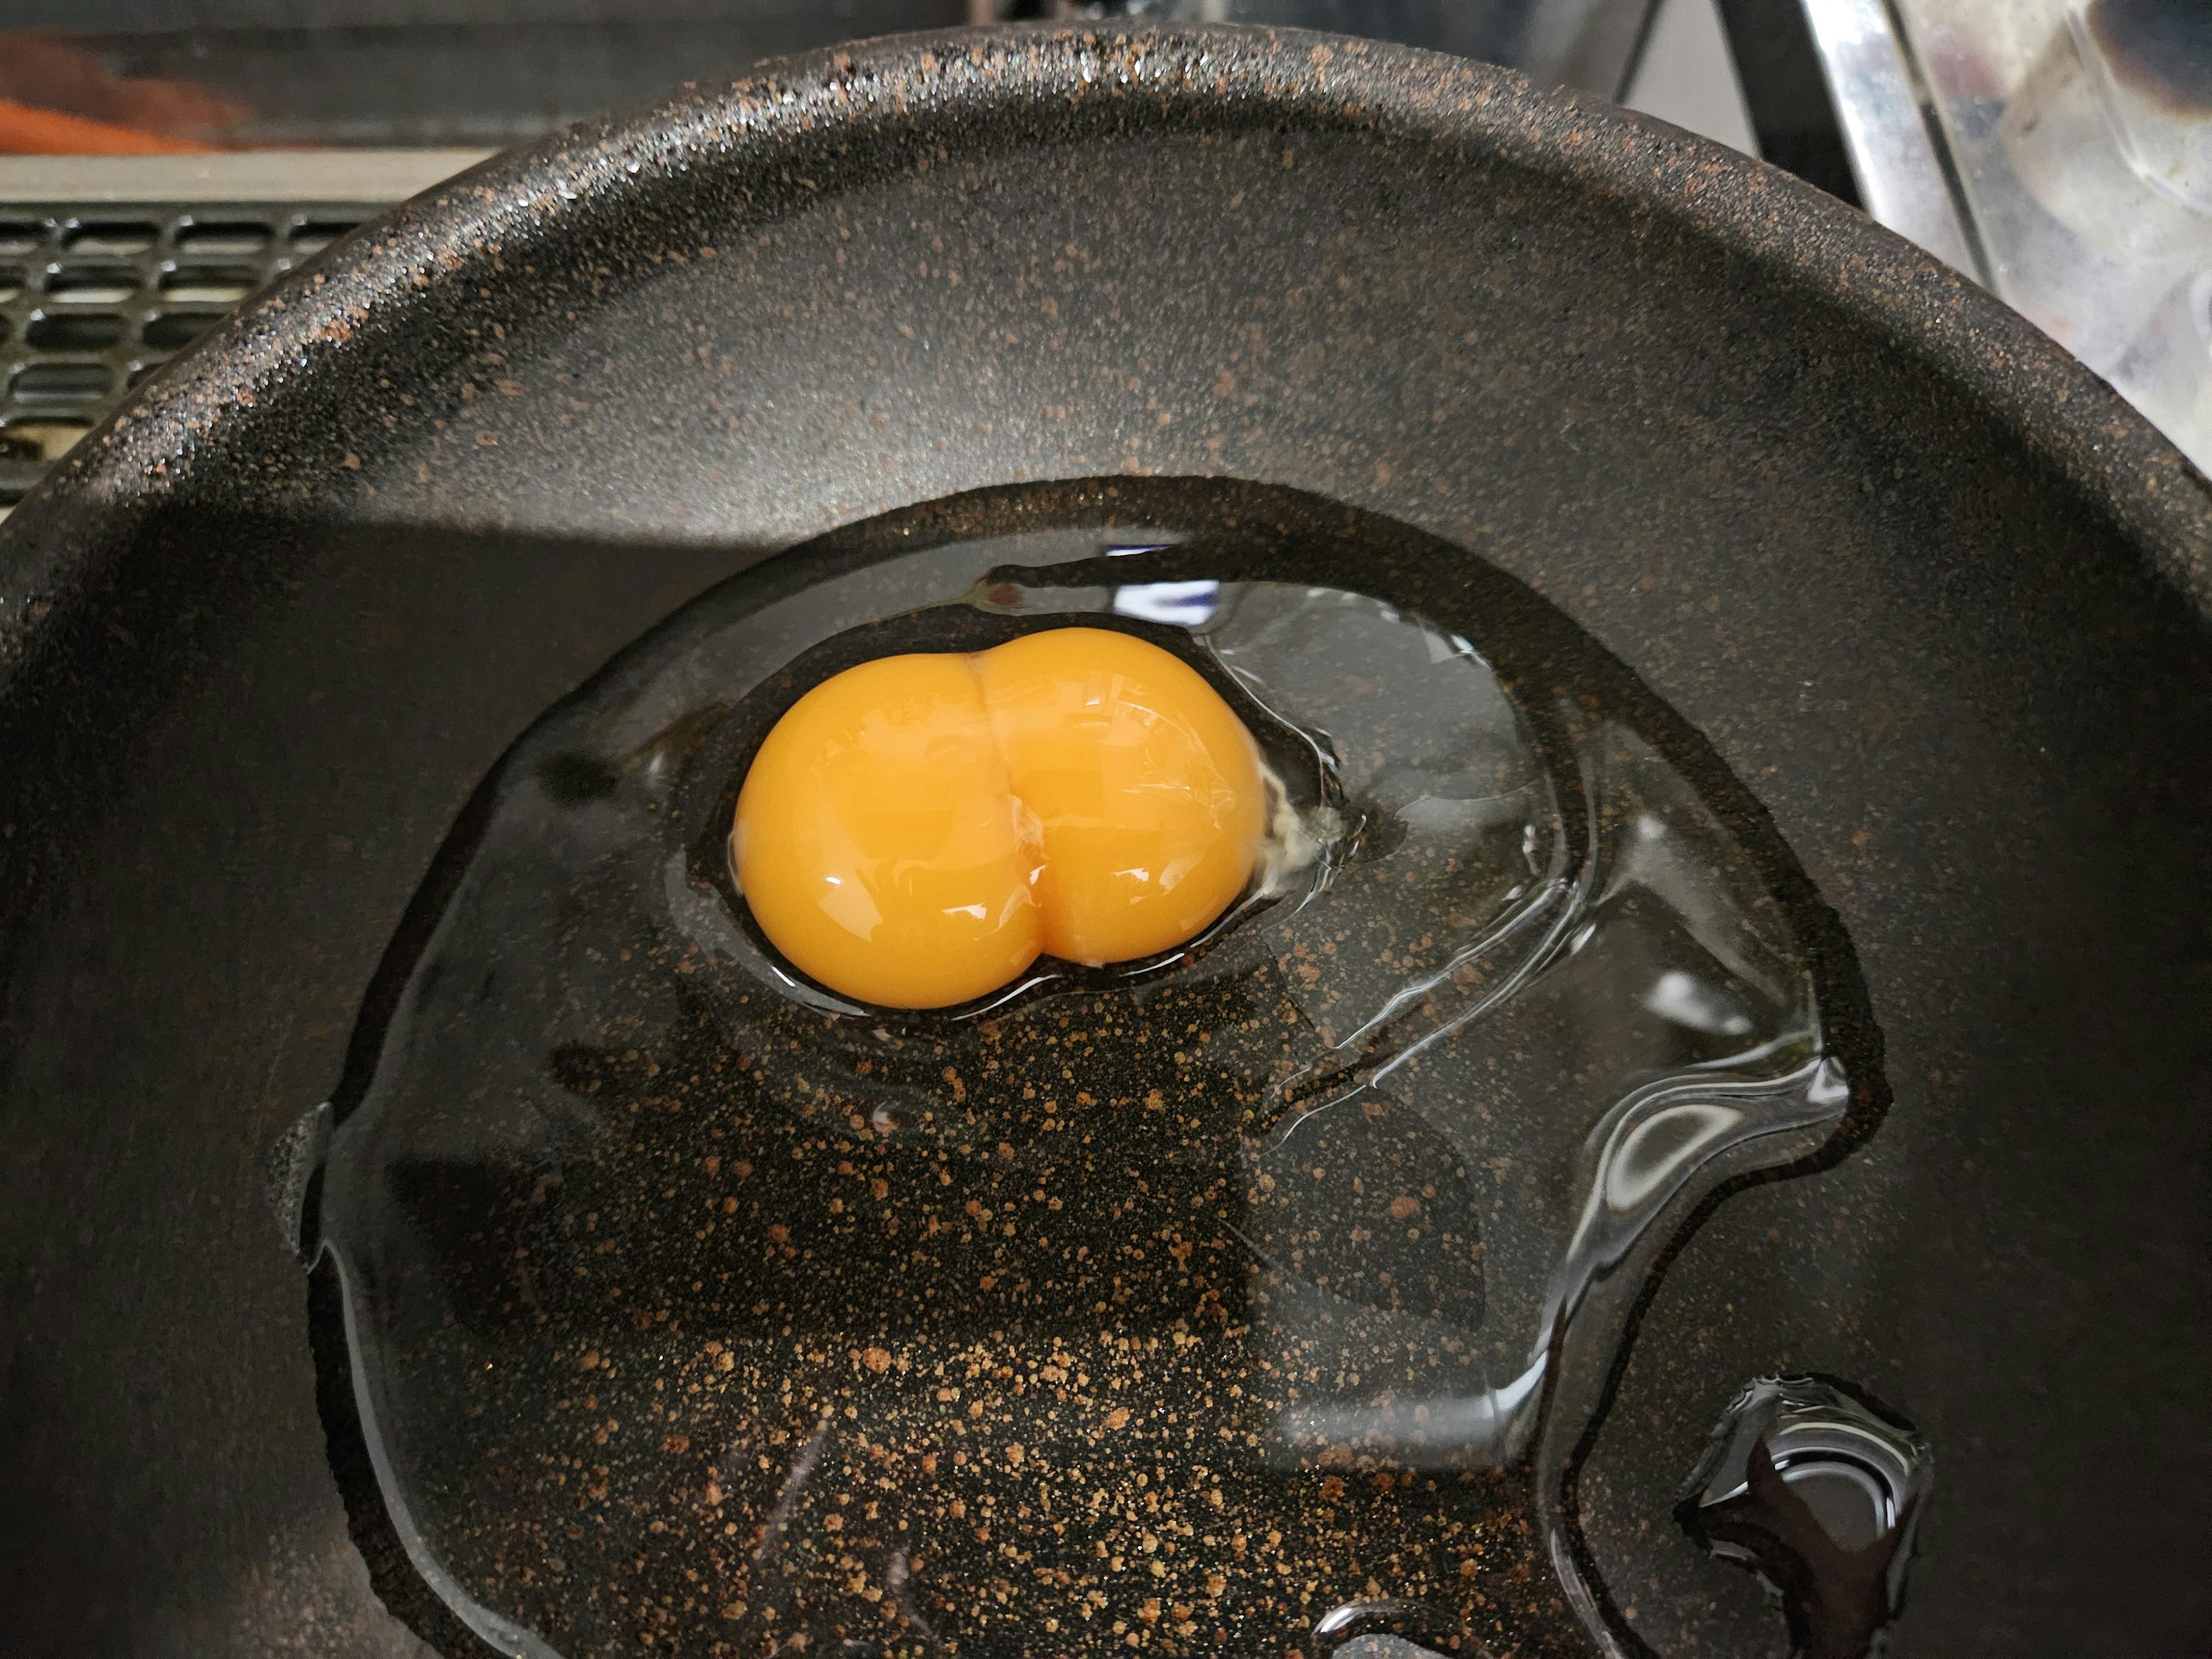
[5,21,2209,612]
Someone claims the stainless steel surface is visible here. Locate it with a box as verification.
[1801,0,2212,472]
[0,150,493,204]
[1800,0,1985,278]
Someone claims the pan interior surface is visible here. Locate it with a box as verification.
[0,24,2205,1659]
[301,479,1876,1658]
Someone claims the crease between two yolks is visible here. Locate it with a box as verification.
[733,627,1267,1009]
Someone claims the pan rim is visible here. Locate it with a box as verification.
[1,20,2205,638]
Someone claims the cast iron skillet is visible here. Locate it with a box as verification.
[0,24,2206,1659]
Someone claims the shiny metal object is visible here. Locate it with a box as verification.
[1799,0,1984,278]
[1802,0,2212,472]
[0,150,493,206]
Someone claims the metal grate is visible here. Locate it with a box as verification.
[0,202,376,514]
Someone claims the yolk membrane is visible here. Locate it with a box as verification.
[733,627,1265,1008]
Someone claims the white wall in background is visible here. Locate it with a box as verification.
[1622,0,1759,156]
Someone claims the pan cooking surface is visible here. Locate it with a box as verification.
[0,25,2205,1659]
[302,483,1874,1657]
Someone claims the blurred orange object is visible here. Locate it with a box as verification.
[0,96,218,154]
[0,36,244,152]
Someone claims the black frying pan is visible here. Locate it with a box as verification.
[0,25,2206,1659]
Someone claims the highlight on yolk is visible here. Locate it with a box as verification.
[732,626,1266,1009]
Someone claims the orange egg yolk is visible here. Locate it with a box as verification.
[732,626,1266,1009]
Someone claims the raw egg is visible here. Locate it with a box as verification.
[733,626,1265,1007]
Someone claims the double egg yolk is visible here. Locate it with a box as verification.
[733,627,1266,1009]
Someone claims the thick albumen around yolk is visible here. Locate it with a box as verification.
[732,626,1266,1009]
